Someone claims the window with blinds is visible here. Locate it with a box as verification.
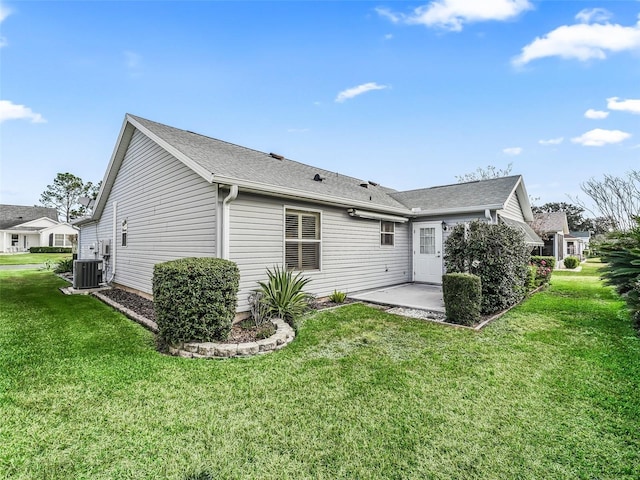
[285,209,321,270]
[380,221,395,246]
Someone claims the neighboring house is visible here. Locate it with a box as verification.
[77,114,542,312]
[0,204,78,252]
[531,211,570,265]
[565,231,590,260]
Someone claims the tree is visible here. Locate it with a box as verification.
[39,173,100,222]
[456,163,513,183]
[571,170,640,232]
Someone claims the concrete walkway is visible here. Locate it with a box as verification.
[0,264,46,270]
[350,283,445,312]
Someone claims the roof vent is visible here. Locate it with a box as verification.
[269,153,284,160]
[359,182,369,188]
[313,173,325,182]
[368,180,379,186]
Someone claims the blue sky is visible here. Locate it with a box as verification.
[1,0,639,212]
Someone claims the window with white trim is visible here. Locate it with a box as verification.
[53,234,73,247]
[121,219,128,247]
[285,209,321,271]
[11,234,19,246]
[380,221,395,246]
[419,227,436,254]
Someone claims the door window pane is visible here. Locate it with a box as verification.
[420,228,435,254]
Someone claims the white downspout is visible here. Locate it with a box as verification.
[222,185,238,260]
[485,209,493,224]
[108,201,117,282]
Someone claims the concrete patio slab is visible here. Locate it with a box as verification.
[350,283,445,313]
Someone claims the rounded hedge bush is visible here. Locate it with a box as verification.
[563,256,580,269]
[444,220,530,315]
[442,273,482,326]
[153,257,240,344]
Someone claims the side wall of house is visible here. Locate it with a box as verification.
[500,193,526,222]
[79,129,217,294]
[228,192,411,312]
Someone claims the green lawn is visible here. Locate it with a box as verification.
[0,252,71,266]
[1,265,638,479]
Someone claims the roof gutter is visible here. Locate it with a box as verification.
[211,174,412,217]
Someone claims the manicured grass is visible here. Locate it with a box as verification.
[0,253,71,266]
[1,267,638,479]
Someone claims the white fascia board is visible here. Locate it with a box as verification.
[92,117,135,220]
[126,115,215,184]
[412,204,503,217]
[213,175,413,217]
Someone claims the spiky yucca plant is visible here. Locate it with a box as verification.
[258,266,312,327]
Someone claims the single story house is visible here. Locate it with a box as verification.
[0,204,78,252]
[565,231,590,260]
[77,114,542,312]
[531,211,570,265]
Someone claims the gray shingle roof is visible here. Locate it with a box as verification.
[0,204,59,230]
[129,115,408,211]
[501,216,544,246]
[389,175,522,212]
[532,212,569,234]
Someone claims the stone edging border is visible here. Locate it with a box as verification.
[168,318,295,359]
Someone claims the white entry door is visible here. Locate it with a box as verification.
[413,222,443,284]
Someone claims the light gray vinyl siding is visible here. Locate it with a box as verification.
[501,192,526,222]
[82,129,217,294]
[228,192,411,312]
[78,222,99,259]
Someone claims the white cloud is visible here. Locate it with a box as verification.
[584,109,609,119]
[124,51,141,68]
[384,33,394,40]
[607,96,640,114]
[513,16,640,66]
[571,128,631,147]
[335,82,389,103]
[0,100,47,124]
[503,147,522,155]
[0,2,12,48]
[0,3,12,23]
[124,51,142,77]
[376,0,532,31]
[575,8,612,24]
[538,137,564,146]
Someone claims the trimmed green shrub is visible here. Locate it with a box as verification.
[444,221,530,315]
[563,256,580,269]
[153,257,239,344]
[29,247,72,253]
[527,265,537,290]
[258,265,312,329]
[530,256,555,285]
[54,258,74,273]
[442,273,482,326]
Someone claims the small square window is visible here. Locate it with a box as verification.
[381,221,395,246]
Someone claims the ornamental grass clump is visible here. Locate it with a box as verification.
[258,266,312,328]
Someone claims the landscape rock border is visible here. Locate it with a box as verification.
[168,318,295,359]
